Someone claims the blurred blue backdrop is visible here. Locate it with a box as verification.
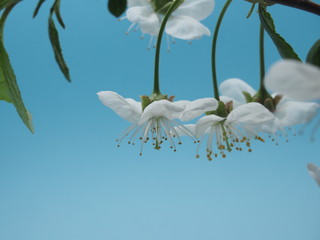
[0,0,320,239]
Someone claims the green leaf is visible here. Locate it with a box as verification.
[0,0,21,10]
[48,16,70,81]
[0,77,11,102]
[48,0,70,82]
[258,5,301,61]
[53,0,65,28]
[306,39,320,68]
[0,4,34,132]
[108,0,127,17]
[33,0,46,18]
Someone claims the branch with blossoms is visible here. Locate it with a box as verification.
[98,0,319,161]
[0,0,320,172]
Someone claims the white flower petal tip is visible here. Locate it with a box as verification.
[165,16,211,40]
[307,163,320,187]
[274,100,320,127]
[97,91,142,123]
[265,60,320,101]
[220,78,256,103]
[124,0,214,41]
[174,0,215,21]
[180,98,218,122]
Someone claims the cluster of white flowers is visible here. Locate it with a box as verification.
[97,90,278,158]
[99,0,320,187]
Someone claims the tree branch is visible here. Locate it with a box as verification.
[267,0,320,15]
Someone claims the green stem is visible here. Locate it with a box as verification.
[259,23,267,93]
[153,0,183,95]
[211,0,232,101]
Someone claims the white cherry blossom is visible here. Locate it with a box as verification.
[123,0,214,42]
[220,78,319,128]
[178,102,281,160]
[307,163,320,188]
[265,60,320,101]
[97,91,217,154]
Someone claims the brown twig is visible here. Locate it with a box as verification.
[267,0,320,15]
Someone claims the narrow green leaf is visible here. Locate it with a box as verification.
[108,0,127,17]
[53,0,65,29]
[48,16,71,81]
[0,0,20,10]
[258,5,301,61]
[0,4,34,132]
[306,39,320,67]
[33,0,46,18]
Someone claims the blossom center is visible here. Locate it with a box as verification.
[116,116,195,155]
[199,121,261,161]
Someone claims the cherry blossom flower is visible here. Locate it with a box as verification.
[123,0,214,44]
[307,163,320,187]
[178,102,281,160]
[265,60,320,101]
[97,91,217,154]
[220,78,319,128]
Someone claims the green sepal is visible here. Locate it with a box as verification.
[252,87,272,105]
[140,95,151,111]
[216,101,228,118]
[108,0,127,17]
[242,91,253,103]
[306,39,320,68]
[141,93,172,111]
[48,0,71,82]
[264,98,275,112]
[0,4,34,133]
[150,92,168,101]
[273,94,283,107]
[224,100,233,114]
[258,4,300,61]
[206,101,228,118]
[33,0,46,18]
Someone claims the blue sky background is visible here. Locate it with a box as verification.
[0,0,320,239]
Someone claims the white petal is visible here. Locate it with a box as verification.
[307,163,320,187]
[127,0,150,7]
[126,6,160,36]
[195,115,224,138]
[174,0,215,21]
[220,78,256,104]
[274,99,319,127]
[97,91,141,123]
[265,60,320,101]
[165,15,210,40]
[139,100,185,124]
[180,98,218,121]
[226,102,282,134]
